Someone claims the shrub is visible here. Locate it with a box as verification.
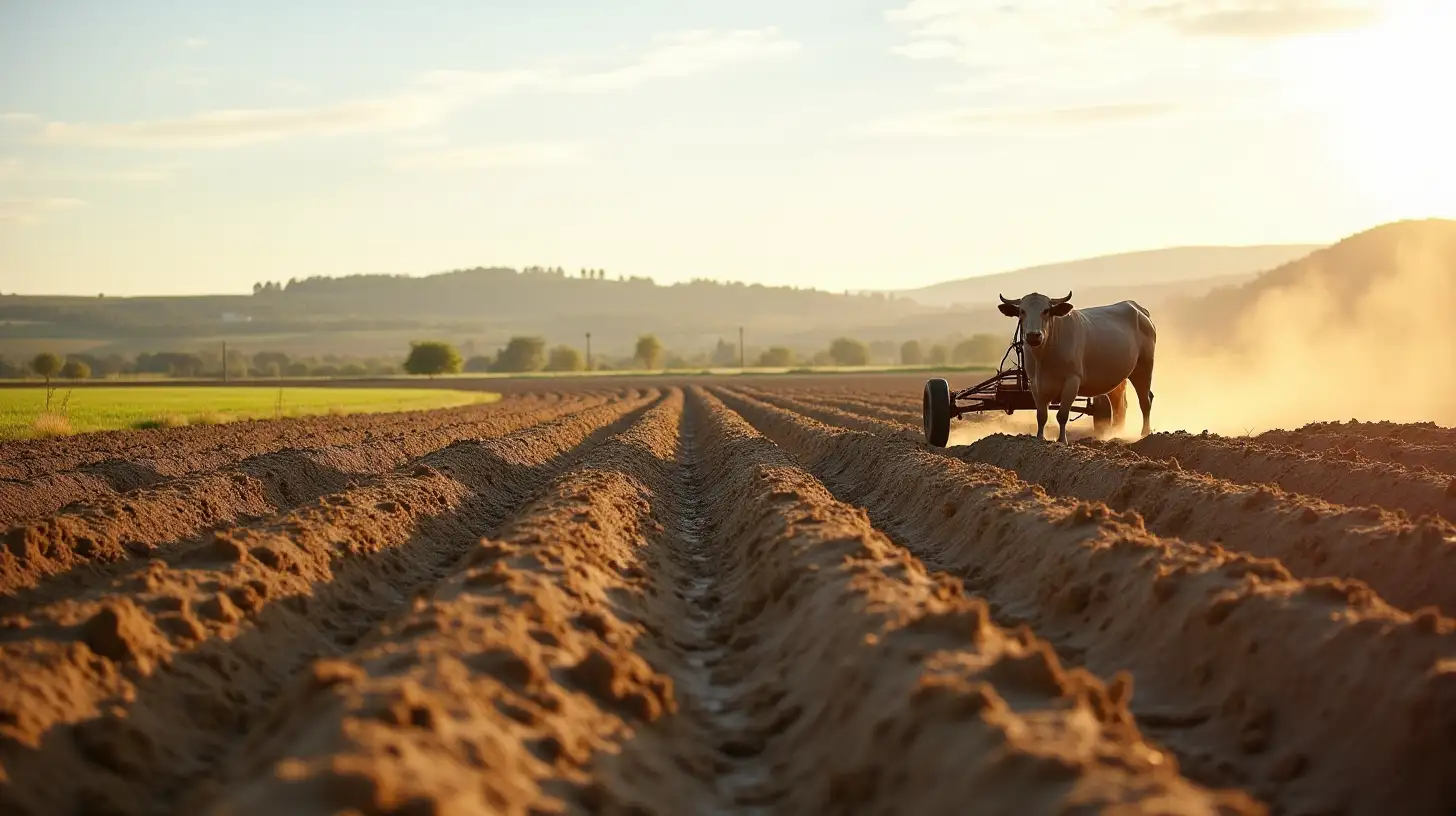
[463,355,494,373]
[490,337,546,373]
[284,361,311,377]
[340,363,367,377]
[635,334,663,370]
[403,340,463,378]
[827,337,870,367]
[32,413,73,438]
[545,345,586,372]
[927,344,949,366]
[755,346,794,367]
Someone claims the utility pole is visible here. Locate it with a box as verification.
[739,326,745,370]
[222,341,228,384]
[585,332,592,371]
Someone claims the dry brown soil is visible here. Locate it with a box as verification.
[2,379,1452,815]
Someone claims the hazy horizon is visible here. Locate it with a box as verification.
[4,0,1453,297]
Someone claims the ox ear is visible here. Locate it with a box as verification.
[1050,301,1074,317]
[997,302,1020,317]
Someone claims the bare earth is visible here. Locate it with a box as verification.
[1,377,1453,815]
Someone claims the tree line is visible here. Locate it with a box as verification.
[2,331,1009,382]
[0,350,402,380]
[400,331,1009,376]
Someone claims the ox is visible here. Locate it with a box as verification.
[997,291,1156,443]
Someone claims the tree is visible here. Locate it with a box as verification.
[827,337,870,367]
[59,360,91,380]
[927,344,949,366]
[545,345,586,372]
[31,352,62,383]
[756,346,794,367]
[635,334,663,369]
[900,340,925,366]
[463,355,494,373]
[403,340,462,378]
[952,334,1002,365]
[490,336,547,373]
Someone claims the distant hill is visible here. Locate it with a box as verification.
[1166,219,1456,348]
[0,268,930,361]
[894,245,1325,308]
[1,238,1381,368]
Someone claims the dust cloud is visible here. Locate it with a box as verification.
[1151,237,1456,436]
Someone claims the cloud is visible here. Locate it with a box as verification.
[877,0,1373,130]
[1144,2,1386,39]
[183,37,208,50]
[0,158,178,183]
[26,94,459,148]
[390,143,586,170]
[867,101,1181,136]
[553,27,800,91]
[6,28,799,150]
[0,198,86,225]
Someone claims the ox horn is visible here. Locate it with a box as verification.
[999,294,1017,305]
[1050,291,1072,305]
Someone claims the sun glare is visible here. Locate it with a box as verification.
[1276,0,1456,218]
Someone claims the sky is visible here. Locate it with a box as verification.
[2,0,1453,296]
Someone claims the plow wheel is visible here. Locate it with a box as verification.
[923,378,951,448]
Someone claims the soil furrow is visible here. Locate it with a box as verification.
[674,388,1257,814]
[733,385,918,440]
[0,393,597,526]
[778,390,924,425]
[0,391,555,482]
[952,433,1456,616]
[0,392,657,816]
[1130,432,1456,523]
[1261,419,1456,447]
[191,389,701,814]
[0,394,613,601]
[715,385,1456,815]
[1248,431,1456,476]
[191,386,1255,816]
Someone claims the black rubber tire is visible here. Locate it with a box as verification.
[1090,394,1114,436]
[923,378,952,447]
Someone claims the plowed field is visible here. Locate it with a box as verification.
[2,383,1453,815]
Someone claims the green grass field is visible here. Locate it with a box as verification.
[0,386,499,441]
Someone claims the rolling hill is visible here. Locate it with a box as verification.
[1165,219,1456,347]
[893,245,1325,308]
[0,240,1352,366]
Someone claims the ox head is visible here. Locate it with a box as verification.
[998,291,1073,347]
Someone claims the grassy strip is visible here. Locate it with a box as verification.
[0,386,499,440]
[0,363,997,386]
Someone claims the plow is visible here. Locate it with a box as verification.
[921,323,1114,447]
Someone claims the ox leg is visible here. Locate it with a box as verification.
[1033,393,1049,440]
[1130,358,1154,438]
[1107,380,1128,436]
[1056,375,1081,443]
